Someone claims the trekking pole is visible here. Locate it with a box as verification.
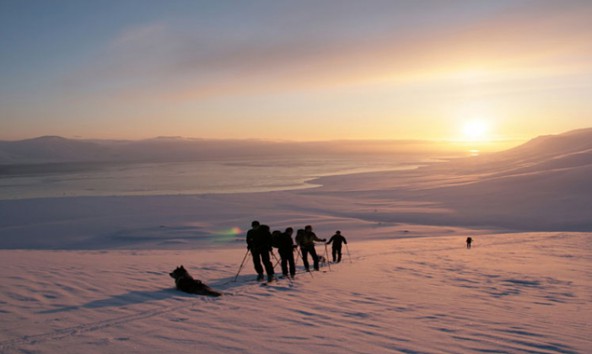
[345,243,352,264]
[324,243,332,271]
[270,250,281,269]
[233,249,250,282]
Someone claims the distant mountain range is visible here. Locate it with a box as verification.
[1,129,591,175]
[0,135,473,165]
[2,128,592,165]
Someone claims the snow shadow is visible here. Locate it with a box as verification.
[38,288,180,314]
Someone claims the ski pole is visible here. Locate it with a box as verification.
[324,243,332,271]
[345,243,352,264]
[270,250,281,269]
[233,249,250,282]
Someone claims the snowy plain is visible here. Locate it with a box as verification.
[0,233,589,353]
[1,129,591,353]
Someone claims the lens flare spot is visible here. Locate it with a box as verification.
[214,227,242,236]
[211,226,242,243]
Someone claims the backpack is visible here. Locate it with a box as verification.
[271,230,282,248]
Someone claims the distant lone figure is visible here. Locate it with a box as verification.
[466,237,473,249]
[326,230,347,263]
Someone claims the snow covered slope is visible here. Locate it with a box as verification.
[0,233,589,353]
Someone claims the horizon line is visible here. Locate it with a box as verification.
[0,134,532,145]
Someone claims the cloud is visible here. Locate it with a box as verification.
[65,1,592,104]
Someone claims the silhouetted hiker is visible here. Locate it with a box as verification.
[246,221,275,282]
[276,227,297,278]
[326,230,348,263]
[296,225,326,271]
[466,237,473,249]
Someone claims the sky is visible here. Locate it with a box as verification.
[1,0,591,143]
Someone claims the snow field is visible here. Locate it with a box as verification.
[1,232,589,353]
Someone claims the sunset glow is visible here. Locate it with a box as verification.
[462,120,490,141]
[1,1,591,143]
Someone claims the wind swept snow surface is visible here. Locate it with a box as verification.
[1,233,590,353]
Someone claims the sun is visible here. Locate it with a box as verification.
[462,119,489,141]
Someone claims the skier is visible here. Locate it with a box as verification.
[246,221,275,282]
[326,230,348,263]
[295,225,325,271]
[276,227,297,279]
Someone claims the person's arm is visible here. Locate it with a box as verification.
[312,232,326,242]
[246,230,253,249]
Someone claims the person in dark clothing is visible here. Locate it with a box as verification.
[326,230,347,263]
[466,237,473,249]
[295,225,325,271]
[246,221,275,282]
[276,227,297,279]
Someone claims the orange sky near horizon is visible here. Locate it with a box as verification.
[1,1,591,144]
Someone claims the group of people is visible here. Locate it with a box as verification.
[246,221,348,282]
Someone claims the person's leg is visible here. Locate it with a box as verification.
[301,247,310,271]
[336,247,342,262]
[310,246,320,271]
[280,250,289,276]
[288,252,296,277]
[332,247,337,262]
[251,250,264,280]
[261,250,274,280]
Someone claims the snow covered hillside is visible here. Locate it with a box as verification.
[0,233,589,353]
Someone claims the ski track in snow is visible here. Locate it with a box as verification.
[0,233,590,353]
